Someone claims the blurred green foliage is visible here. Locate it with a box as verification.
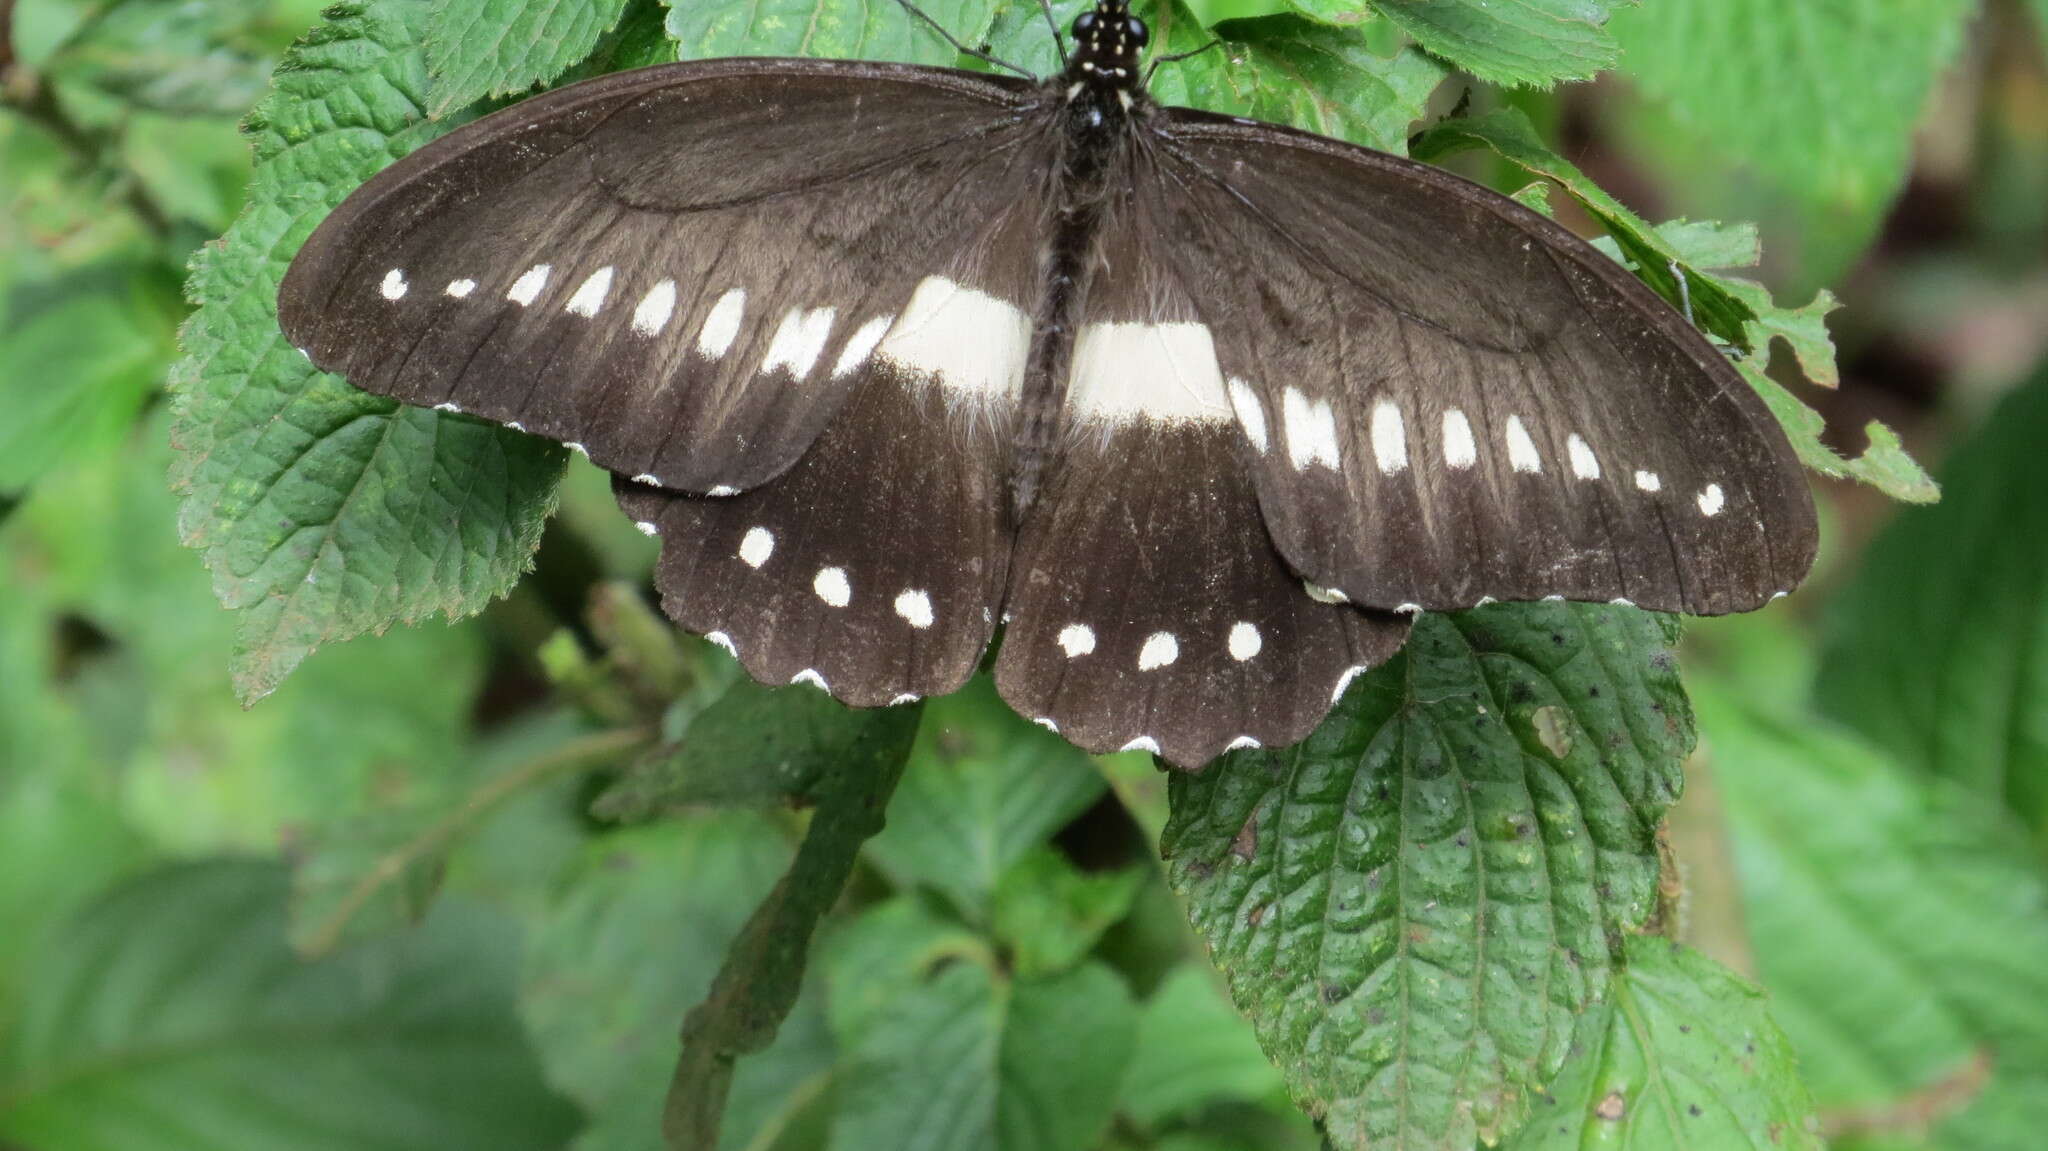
[3,0,2046,1150]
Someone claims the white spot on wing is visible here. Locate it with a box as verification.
[380,268,408,299]
[1033,716,1059,732]
[1611,597,1636,606]
[1442,408,1477,469]
[698,288,746,359]
[433,402,461,413]
[1395,603,1423,615]
[632,280,676,335]
[878,276,1029,401]
[705,631,737,657]
[1331,665,1368,703]
[1505,415,1542,473]
[634,520,659,537]
[565,266,613,317]
[1137,632,1179,671]
[1634,470,1663,493]
[1304,582,1349,605]
[1282,387,1340,471]
[632,473,661,486]
[1068,322,1230,425]
[813,566,851,607]
[565,442,588,457]
[761,306,837,379]
[894,589,934,628]
[832,314,896,378]
[707,485,740,497]
[889,693,921,706]
[507,264,550,306]
[738,527,774,568]
[1057,624,1096,658]
[1228,377,1268,452]
[1225,736,1261,751]
[1697,483,1725,516]
[1568,433,1600,480]
[791,669,829,691]
[445,278,476,298]
[1227,621,1262,662]
[1370,400,1408,474]
[1121,736,1162,754]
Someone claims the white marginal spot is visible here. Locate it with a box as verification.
[1370,401,1408,475]
[632,280,677,336]
[1697,483,1726,516]
[1068,322,1230,425]
[704,631,737,657]
[1442,408,1477,469]
[444,278,476,299]
[813,566,851,607]
[1770,590,1789,601]
[1057,623,1096,658]
[433,402,461,413]
[738,527,774,568]
[1331,665,1368,703]
[565,442,588,457]
[1395,603,1423,615]
[889,693,921,706]
[1543,594,1566,602]
[1505,415,1542,473]
[791,669,829,691]
[1122,736,1162,754]
[832,314,896,378]
[894,589,934,629]
[1228,377,1269,453]
[878,275,1030,400]
[1477,595,1498,606]
[634,520,659,537]
[760,306,837,379]
[565,266,614,317]
[1568,433,1601,480]
[707,485,741,497]
[1282,387,1341,471]
[1634,470,1663,493]
[1227,621,1262,662]
[1611,597,1636,606]
[1137,632,1180,671]
[507,263,551,306]
[1033,717,1060,733]
[380,268,408,300]
[698,288,747,359]
[1225,736,1262,752]
[632,472,661,486]
[507,421,525,432]
[1304,582,1349,605]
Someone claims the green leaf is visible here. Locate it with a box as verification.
[424,0,634,116]
[1817,371,2048,843]
[0,283,171,496]
[824,898,1139,1151]
[521,818,837,1151]
[990,847,1147,977]
[45,0,278,116]
[664,0,992,65]
[1144,9,1448,156]
[663,700,923,1148]
[1506,938,1820,1150]
[1695,681,2048,1150]
[864,677,1107,916]
[0,860,580,1151]
[596,676,903,820]
[1742,364,1939,504]
[1164,605,1692,1151]
[1121,964,1287,1130]
[1361,0,1624,88]
[1610,0,1974,266]
[169,0,567,705]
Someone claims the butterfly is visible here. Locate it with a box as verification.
[277,0,1818,767]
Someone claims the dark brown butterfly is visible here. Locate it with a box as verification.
[278,0,1816,766]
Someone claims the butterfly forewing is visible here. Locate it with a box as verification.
[1148,110,1817,616]
[280,59,1045,496]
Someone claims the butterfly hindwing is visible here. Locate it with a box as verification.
[993,167,1411,765]
[280,59,1046,496]
[1148,109,1818,616]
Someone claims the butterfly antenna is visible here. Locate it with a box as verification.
[1039,0,1069,66]
[1145,37,1224,85]
[1668,259,1695,327]
[893,0,1035,78]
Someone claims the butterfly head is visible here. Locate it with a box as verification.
[1067,0,1149,92]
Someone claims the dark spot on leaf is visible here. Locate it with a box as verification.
[1679,1024,1692,1034]
[1587,685,1601,698]
[1455,832,1470,848]
[1231,812,1259,861]
[1321,983,1346,1004]
[1689,1104,1703,1117]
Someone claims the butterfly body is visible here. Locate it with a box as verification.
[278,1,1817,765]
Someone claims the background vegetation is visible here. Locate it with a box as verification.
[1,0,2045,1149]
